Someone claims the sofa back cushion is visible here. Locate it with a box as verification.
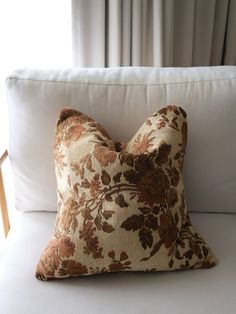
[6,66,236,213]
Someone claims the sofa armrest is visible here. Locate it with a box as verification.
[0,149,8,167]
[0,149,10,237]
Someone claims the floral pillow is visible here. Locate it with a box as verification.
[36,105,216,280]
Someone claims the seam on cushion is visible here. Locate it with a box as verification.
[6,76,236,87]
[189,210,236,215]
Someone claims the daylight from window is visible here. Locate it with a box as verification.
[0,0,72,245]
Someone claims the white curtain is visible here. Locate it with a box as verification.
[72,0,236,67]
[0,0,72,241]
[0,0,72,150]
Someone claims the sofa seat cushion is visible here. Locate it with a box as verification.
[0,211,235,314]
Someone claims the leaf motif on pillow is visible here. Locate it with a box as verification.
[132,131,155,154]
[94,146,117,166]
[120,214,144,231]
[107,251,132,272]
[114,194,129,208]
[79,220,104,259]
[101,169,111,185]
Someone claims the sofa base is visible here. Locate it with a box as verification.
[0,211,235,314]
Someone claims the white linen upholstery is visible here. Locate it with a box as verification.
[2,66,236,313]
[6,66,236,213]
[0,211,235,314]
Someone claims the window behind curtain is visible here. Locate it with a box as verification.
[0,0,72,148]
[0,0,72,245]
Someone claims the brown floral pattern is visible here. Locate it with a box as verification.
[36,105,216,280]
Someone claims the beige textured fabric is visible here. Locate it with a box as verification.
[36,105,216,280]
[72,0,236,67]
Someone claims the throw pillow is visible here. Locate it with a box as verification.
[36,105,216,280]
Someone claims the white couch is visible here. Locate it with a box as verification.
[1,67,236,314]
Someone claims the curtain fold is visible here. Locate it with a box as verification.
[72,0,106,67]
[223,0,236,65]
[72,0,236,67]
